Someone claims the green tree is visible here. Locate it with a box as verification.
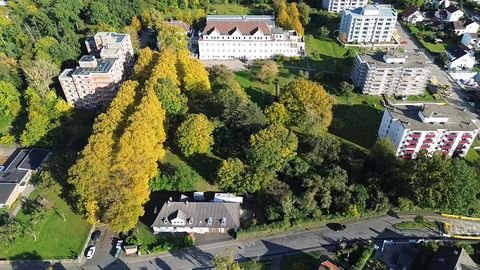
[0,80,21,135]
[177,49,211,96]
[319,26,330,39]
[297,2,312,25]
[265,102,289,125]
[256,60,279,84]
[154,78,188,116]
[217,158,255,194]
[279,79,333,134]
[20,59,59,98]
[212,251,241,270]
[0,214,25,247]
[248,125,298,172]
[338,81,354,97]
[176,113,215,156]
[155,21,188,51]
[149,163,199,192]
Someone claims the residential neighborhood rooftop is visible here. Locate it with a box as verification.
[71,58,116,76]
[358,50,430,68]
[346,4,397,17]
[388,104,480,131]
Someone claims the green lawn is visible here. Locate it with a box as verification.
[280,251,324,270]
[0,189,91,259]
[240,260,271,270]
[407,26,451,54]
[162,150,219,192]
[329,94,384,149]
[394,220,437,231]
[306,36,353,75]
[208,3,272,15]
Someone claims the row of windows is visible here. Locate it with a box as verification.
[202,49,298,53]
[201,42,297,47]
[205,35,272,40]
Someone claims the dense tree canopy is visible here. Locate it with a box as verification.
[0,81,21,135]
[176,113,215,156]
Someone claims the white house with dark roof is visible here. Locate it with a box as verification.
[436,5,464,22]
[0,149,50,208]
[461,33,480,50]
[446,45,476,69]
[322,0,368,13]
[151,200,240,234]
[452,19,479,35]
[401,7,425,24]
[378,104,480,159]
[197,15,305,60]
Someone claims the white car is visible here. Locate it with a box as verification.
[86,246,96,259]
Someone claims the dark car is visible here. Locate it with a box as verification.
[91,230,102,242]
[327,223,347,232]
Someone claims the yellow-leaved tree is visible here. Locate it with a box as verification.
[68,80,139,225]
[176,49,211,96]
[107,87,167,232]
[148,47,179,89]
[279,79,332,135]
[133,47,155,82]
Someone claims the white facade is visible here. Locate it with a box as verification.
[401,8,425,24]
[339,5,397,43]
[213,193,244,203]
[378,105,479,159]
[446,49,476,70]
[322,0,368,13]
[352,51,431,96]
[59,32,134,109]
[461,33,480,50]
[198,15,305,60]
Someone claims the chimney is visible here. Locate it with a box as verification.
[185,200,189,205]
[169,197,172,201]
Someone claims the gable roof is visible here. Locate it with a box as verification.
[402,7,420,17]
[202,21,272,36]
[428,247,480,270]
[446,5,461,13]
[448,45,469,59]
[453,21,465,29]
[152,201,240,229]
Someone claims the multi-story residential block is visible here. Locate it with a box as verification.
[339,5,397,43]
[351,50,431,96]
[378,104,480,159]
[59,32,134,109]
[322,0,368,13]
[197,15,305,60]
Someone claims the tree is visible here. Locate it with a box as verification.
[176,113,215,156]
[256,60,279,84]
[248,125,298,172]
[20,59,59,98]
[149,163,199,192]
[298,2,312,25]
[279,79,333,134]
[212,251,241,270]
[217,158,250,194]
[108,87,167,232]
[300,134,341,167]
[149,48,179,88]
[401,0,428,8]
[0,214,25,247]
[338,81,354,97]
[176,49,211,96]
[133,47,155,82]
[319,26,330,39]
[154,78,188,116]
[0,81,21,135]
[287,3,304,36]
[265,102,290,125]
[155,20,188,51]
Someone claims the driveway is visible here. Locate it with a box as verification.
[82,226,118,269]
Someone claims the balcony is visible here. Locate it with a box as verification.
[423,139,433,144]
[425,133,436,138]
[462,134,473,139]
[405,144,417,149]
[409,133,421,138]
[420,145,430,149]
[459,140,470,144]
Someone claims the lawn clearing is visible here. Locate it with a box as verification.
[329,94,384,149]
[209,3,251,15]
[162,150,219,192]
[280,251,324,270]
[0,189,91,259]
[305,36,353,75]
[394,220,437,231]
[407,25,451,54]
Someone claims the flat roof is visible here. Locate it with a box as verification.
[358,51,430,68]
[346,5,397,17]
[388,104,480,131]
[72,58,116,76]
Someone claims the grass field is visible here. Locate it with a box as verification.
[407,26,451,54]
[394,220,437,231]
[306,36,353,75]
[209,3,252,15]
[280,251,324,270]
[330,94,384,149]
[162,150,219,192]
[0,189,90,259]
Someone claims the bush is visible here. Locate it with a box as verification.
[414,215,425,223]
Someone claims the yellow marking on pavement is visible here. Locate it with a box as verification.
[441,214,480,221]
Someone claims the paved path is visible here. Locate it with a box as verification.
[10,185,35,217]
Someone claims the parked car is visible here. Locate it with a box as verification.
[91,230,101,242]
[327,223,347,232]
[86,246,96,259]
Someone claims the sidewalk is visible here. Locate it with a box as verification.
[10,185,35,217]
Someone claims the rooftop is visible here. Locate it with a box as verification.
[71,58,116,76]
[206,15,275,26]
[428,247,479,270]
[203,21,272,36]
[401,6,420,17]
[358,50,430,68]
[446,5,461,13]
[388,104,480,131]
[346,5,397,17]
[152,201,240,229]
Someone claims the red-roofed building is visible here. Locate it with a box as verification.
[198,15,305,60]
[318,260,341,270]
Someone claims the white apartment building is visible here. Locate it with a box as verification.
[59,32,134,109]
[352,50,431,96]
[339,5,397,43]
[322,0,368,13]
[198,15,305,60]
[378,104,479,159]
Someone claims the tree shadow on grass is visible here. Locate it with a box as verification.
[329,104,383,149]
[183,153,222,183]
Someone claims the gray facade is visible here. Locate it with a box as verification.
[352,51,431,96]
